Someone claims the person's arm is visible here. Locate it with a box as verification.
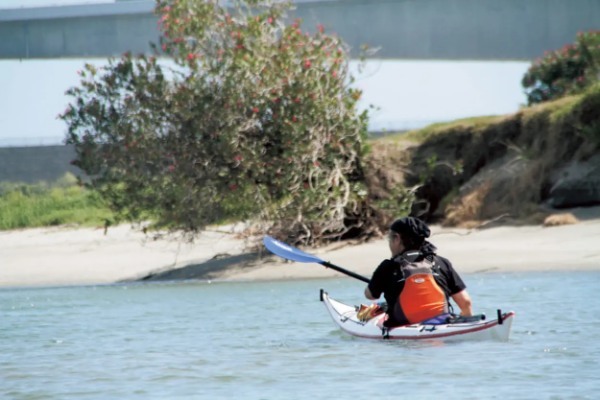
[435,256,472,316]
[365,286,377,300]
[365,260,388,300]
[451,289,473,316]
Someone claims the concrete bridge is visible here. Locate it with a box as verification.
[1,0,599,60]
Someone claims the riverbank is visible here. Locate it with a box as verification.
[1,207,599,289]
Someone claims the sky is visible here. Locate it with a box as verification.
[0,58,530,146]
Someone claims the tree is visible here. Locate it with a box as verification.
[522,30,600,105]
[61,0,379,245]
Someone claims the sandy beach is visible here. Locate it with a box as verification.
[2,207,600,289]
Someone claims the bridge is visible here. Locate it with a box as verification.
[1,0,599,60]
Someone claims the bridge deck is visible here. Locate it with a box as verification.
[1,0,599,60]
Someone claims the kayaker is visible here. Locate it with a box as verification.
[364,216,473,327]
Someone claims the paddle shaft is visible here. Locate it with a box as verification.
[321,261,370,284]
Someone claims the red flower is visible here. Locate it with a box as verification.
[268,17,273,24]
[303,59,311,69]
[252,107,259,113]
[187,53,197,61]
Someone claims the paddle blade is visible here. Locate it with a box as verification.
[263,236,324,264]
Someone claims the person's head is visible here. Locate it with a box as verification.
[387,217,431,256]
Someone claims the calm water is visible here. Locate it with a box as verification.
[2,271,599,399]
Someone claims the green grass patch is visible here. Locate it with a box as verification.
[369,116,506,146]
[404,115,505,142]
[0,175,115,230]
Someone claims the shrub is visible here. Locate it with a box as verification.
[522,30,600,105]
[60,0,377,245]
[0,179,112,230]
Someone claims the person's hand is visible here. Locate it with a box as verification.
[357,304,384,321]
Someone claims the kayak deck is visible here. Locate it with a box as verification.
[320,289,515,341]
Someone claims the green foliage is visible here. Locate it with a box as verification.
[0,176,114,230]
[522,30,600,105]
[569,82,600,144]
[549,82,600,147]
[60,0,374,244]
[399,116,503,144]
[373,185,415,218]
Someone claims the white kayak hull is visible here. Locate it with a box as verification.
[321,290,515,342]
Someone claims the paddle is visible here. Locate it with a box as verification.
[263,235,371,283]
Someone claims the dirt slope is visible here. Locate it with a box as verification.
[366,84,600,227]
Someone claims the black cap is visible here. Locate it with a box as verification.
[390,217,430,240]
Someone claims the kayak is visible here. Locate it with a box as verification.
[261,236,516,342]
[320,290,515,341]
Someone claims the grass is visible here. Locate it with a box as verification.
[375,115,505,145]
[0,174,115,231]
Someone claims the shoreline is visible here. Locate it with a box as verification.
[2,208,600,289]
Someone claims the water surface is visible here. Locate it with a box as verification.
[2,271,598,399]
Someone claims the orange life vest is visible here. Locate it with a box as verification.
[393,252,448,324]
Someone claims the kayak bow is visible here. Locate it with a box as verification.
[320,290,515,342]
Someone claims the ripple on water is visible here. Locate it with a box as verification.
[1,272,599,399]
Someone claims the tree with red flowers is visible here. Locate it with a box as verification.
[61,0,378,244]
[522,30,600,105]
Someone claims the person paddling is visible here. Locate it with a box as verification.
[364,217,473,327]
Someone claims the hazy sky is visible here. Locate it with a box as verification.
[0,59,530,146]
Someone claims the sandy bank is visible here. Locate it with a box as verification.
[226,214,600,282]
[1,207,599,289]
[0,224,246,288]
